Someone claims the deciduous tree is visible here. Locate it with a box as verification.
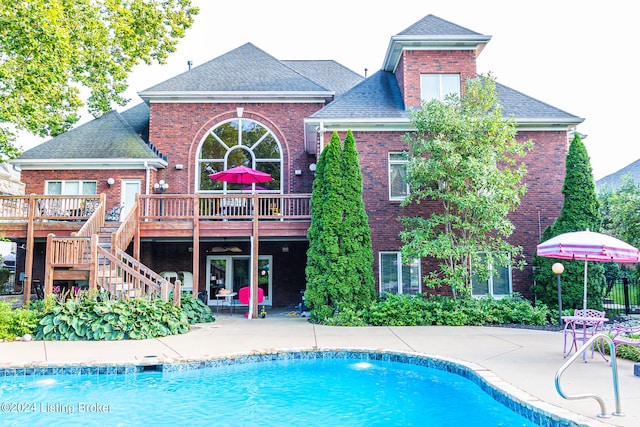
[400,74,531,298]
[0,0,199,160]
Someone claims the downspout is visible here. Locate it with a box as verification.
[144,161,151,195]
[317,122,326,153]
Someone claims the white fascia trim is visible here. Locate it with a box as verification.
[139,91,334,104]
[305,116,583,133]
[304,117,413,132]
[514,117,585,131]
[382,35,492,72]
[11,158,167,171]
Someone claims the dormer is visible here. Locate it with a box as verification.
[382,15,491,109]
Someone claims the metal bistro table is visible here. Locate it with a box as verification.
[215,292,237,316]
[562,315,608,361]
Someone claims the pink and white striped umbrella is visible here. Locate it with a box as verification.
[537,229,640,263]
[537,229,640,310]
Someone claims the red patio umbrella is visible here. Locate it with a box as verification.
[208,165,272,185]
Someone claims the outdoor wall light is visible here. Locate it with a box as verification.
[282,244,289,253]
[309,163,316,172]
[175,164,184,170]
[107,178,115,186]
[153,180,169,193]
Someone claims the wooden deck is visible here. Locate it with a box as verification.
[0,193,312,239]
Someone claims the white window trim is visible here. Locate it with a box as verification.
[45,180,97,195]
[471,252,513,299]
[388,152,409,201]
[379,251,421,295]
[196,118,283,194]
[420,73,461,102]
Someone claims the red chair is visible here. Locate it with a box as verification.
[238,286,264,318]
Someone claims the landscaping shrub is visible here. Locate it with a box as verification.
[325,294,551,327]
[179,293,215,324]
[0,301,40,340]
[35,292,190,340]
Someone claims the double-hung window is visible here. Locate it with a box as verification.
[389,152,409,200]
[379,252,421,295]
[46,180,97,195]
[420,74,461,102]
[471,252,512,298]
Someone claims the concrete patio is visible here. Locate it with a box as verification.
[1,314,639,427]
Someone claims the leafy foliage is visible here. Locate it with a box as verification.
[532,133,605,310]
[0,0,199,158]
[324,294,550,327]
[305,131,376,322]
[34,291,189,340]
[400,74,531,298]
[0,300,40,339]
[179,293,215,324]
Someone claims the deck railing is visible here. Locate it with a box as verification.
[139,193,312,221]
[0,193,312,223]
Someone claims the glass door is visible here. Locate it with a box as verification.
[206,255,272,305]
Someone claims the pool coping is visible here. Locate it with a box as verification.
[0,346,608,427]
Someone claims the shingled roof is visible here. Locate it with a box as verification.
[14,104,166,169]
[139,43,336,102]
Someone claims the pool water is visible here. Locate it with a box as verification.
[1,356,540,426]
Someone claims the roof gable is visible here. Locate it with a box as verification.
[139,43,334,102]
[383,14,491,72]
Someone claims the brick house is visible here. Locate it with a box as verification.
[3,14,581,312]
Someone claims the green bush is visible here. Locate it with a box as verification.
[0,301,40,339]
[35,292,189,340]
[322,294,551,327]
[179,293,215,324]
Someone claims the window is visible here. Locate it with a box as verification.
[46,180,97,195]
[471,253,512,298]
[389,152,409,200]
[420,74,460,102]
[379,252,420,295]
[197,119,282,192]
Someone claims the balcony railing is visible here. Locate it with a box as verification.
[0,194,311,223]
[138,193,311,222]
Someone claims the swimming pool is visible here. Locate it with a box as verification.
[0,350,572,426]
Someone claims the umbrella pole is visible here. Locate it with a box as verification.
[583,258,588,311]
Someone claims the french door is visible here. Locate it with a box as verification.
[205,255,272,306]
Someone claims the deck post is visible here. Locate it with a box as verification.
[251,192,260,318]
[192,194,200,300]
[23,194,36,304]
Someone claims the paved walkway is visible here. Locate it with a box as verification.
[1,314,639,427]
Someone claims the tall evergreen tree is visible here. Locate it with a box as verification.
[305,132,345,321]
[532,133,605,310]
[340,130,376,305]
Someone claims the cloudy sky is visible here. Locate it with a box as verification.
[18,0,637,181]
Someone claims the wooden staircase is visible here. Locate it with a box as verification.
[43,200,180,305]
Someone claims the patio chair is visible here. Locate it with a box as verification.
[610,324,640,356]
[105,205,123,221]
[563,309,607,358]
[238,286,264,318]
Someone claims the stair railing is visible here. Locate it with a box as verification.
[95,246,180,305]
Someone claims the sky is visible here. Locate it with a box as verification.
[16,0,638,181]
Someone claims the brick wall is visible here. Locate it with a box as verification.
[149,102,322,195]
[398,50,477,108]
[350,128,567,297]
[22,169,146,211]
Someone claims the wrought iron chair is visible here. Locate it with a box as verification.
[563,308,607,358]
[104,205,123,221]
[610,324,640,356]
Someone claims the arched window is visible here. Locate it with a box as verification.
[197,119,282,192]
